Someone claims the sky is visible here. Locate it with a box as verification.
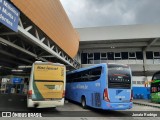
[60,0,160,28]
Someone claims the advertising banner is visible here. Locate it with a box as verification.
[34,65,64,81]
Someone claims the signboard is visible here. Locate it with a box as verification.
[34,65,64,81]
[2,78,10,83]
[0,0,20,32]
[12,78,22,84]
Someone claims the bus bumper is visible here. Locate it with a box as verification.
[102,102,133,110]
[27,98,64,108]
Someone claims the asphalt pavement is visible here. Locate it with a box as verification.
[0,94,160,119]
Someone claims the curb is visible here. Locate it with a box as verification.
[133,102,160,109]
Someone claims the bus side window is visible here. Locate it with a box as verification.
[153,73,160,80]
[81,70,89,82]
[89,67,102,81]
[66,74,71,83]
[72,73,77,82]
[68,74,75,83]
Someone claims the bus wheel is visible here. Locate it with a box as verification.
[81,96,87,109]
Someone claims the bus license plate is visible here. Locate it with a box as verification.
[118,105,124,108]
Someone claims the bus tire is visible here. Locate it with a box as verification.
[81,96,87,109]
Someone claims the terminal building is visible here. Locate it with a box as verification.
[0,0,159,99]
[76,24,160,88]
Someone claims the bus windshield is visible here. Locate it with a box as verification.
[108,64,131,89]
[152,73,160,81]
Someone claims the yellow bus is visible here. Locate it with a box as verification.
[27,61,66,108]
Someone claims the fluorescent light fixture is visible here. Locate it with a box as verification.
[0,41,7,46]
[12,69,23,72]
[18,66,32,68]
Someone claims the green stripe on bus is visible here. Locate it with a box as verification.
[33,75,43,100]
[152,80,160,83]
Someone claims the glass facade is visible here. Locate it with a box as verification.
[81,51,160,64]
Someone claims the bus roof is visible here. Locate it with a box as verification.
[34,61,65,66]
[152,71,160,76]
[67,63,106,75]
[67,63,129,75]
[151,71,160,80]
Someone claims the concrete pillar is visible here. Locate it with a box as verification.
[143,50,146,72]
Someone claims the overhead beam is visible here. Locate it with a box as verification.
[80,42,148,49]
[40,55,55,58]
[41,37,45,42]
[18,26,75,68]
[0,62,15,69]
[81,48,142,53]
[19,18,24,28]
[0,50,32,63]
[25,26,33,32]
[0,37,47,62]
[17,16,80,69]
[0,58,20,65]
[143,38,160,51]
[0,32,18,36]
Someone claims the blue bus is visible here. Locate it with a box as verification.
[66,63,133,110]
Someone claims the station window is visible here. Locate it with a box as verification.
[101,53,107,58]
[137,81,141,84]
[100,53,107,63]
[136,52,143,60]
[88,59,94,64]
[94,53,100,60]
[132,81,136,84]
[121,52,128,60]
[146,51,153,59]
[114,52,121,60]
[141,81,145,84]
[81,53,87,64]
[154,52,160,58]
[129,52,136,59]
[94,53,100,64]
[88,53,94,58]
[107,52,114,60]
[87,53,94,64]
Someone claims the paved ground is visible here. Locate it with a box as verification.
[0,101,159,119]
[133,99,160,108]
[0,94,160,120]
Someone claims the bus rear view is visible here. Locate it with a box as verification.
[27,61,65,108]
[103,64,133,110]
